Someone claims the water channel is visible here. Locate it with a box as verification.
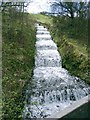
[23,24,90,118]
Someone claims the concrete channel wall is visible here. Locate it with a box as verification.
[48,94,90,119]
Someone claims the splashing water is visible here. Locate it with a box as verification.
[23,24,90,118]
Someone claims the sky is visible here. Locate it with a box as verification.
[27,0,55,13]
[2,0,89,13]
[27,0,89,13]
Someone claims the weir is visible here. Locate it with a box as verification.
[23,24,90,118]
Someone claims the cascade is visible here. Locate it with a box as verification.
[23,24,90,118]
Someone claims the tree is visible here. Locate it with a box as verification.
[51,1,88,19]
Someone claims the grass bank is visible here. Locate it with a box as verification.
[2,12,89,119]
[2,11,36,119]
[32,13,89,84]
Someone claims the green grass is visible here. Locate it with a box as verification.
[30,13,53,26]
[2,11,36,119]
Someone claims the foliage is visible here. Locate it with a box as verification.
[2,8,36,119]
[52,16,88,45]
[52,16,89,84]
[58,37,89,84]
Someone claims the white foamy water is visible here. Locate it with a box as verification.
[37,30,50,34]
[36,40,57,50]
[23,24,90,119]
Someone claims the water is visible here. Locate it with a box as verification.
[23,24,90,118]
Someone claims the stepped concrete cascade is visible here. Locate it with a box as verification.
[35,50,61,67]
[37,31,50,34]
[23,24,90,118]
[36,34,51,40]
[37,27,48,31]
[36,40,57,50]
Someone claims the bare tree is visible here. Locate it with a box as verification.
[51,1,88,19]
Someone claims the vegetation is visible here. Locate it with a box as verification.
[2,7,36,119]
[30,13,53,26]
[50,15,89,82]
[51,2,88,19]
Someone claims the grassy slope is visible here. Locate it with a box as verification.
[31,14,89,84]
[2,12,36,119]
[2,12,89,119]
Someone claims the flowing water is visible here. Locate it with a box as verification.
[23,24,90,118]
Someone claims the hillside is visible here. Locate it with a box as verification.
[2,11,36,119]
[2,11,89,119]
[31,13,89,84]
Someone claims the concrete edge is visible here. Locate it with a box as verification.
[48,94,90,119]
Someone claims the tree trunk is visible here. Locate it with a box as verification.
[70,10,74,19]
